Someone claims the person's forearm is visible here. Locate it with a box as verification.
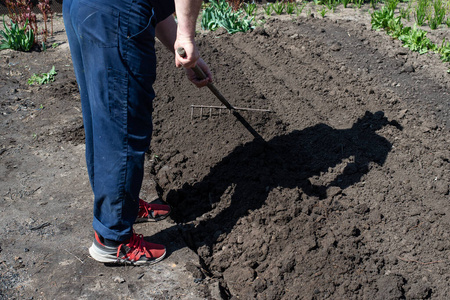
[174,0,203,42]
[155,16,177,53]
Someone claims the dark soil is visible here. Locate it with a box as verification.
[1,8,449,300]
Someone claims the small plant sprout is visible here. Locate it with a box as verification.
[414,0,429,26]
[319,6,328,18]
[437,39,450,62]
[244,2,257,16]
[286,1,296,14]
[264,3,272,16]
[272,1,286,15]
[296,3,306,16]
[427,0,446,30]
[399,0,413,21]
[28,66,57,85]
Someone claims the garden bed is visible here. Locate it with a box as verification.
[1,5,449,299]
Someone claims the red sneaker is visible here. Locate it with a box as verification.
[136,198,171,222]
[89,231,166,265]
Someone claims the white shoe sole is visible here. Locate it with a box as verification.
[89,242,166,265]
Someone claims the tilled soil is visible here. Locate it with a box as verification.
[1,9,449,300]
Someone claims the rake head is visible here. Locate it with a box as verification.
[190,104,271,119]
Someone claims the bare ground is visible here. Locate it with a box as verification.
[1,6,449,300]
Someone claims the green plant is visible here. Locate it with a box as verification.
[1,17,34,51]
[342,0,350,8]
[323,0,339,11]
[437,39,450,62]
[319,6,328,17]
[428,0,446,29]
[371,6,396,30]
[51,42,58,48]
[399,0,413,21]
[28,66,57,85]
[385,0,400,11]
[244,2,257,16]
[354,0,364,9]
[370,0,379,9]
[286,1,296,14]
[372,5,407,38]
[414,0,429,26]
[272,0,286,15]
[201,0,253,34]
[399,25,436,54]
[5,0,54,47]
[264,3,272,16]
[296,3,306,15]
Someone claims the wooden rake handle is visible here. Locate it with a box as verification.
[177,47,234,110]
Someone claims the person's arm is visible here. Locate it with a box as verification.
[155,12,212,87]
[173,0,202,68]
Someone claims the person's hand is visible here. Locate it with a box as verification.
[174,39,199,69]
[184,58,213,88]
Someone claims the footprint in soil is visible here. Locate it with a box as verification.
[156,111,402,249]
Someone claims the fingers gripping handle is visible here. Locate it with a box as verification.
[177,47,208,80]
[176,47,234,110]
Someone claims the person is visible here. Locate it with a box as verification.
[63,0,212,265]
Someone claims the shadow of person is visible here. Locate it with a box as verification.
[159,111,401,251]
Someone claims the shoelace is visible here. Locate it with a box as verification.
[138,199,152,218]
[117,232,152,262]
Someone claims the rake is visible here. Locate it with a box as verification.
[177,48,271,141]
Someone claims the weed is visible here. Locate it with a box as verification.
[272,0,286,15]
[437,39,450,62]
[399,25,436,54]
[243,2,257,16]
[1,16,34,51]
[286,1,296,14]
[414,0,429,26]
[324,0,339,12]
[28,66,57,85]
[427,0,446,29]
[354,0,364,9]
[264,3,272,16]
[385,0,400,11]
[371,6,396,30]
[399,0,413,21]
[319,6,328,17]
[371,0,379,9]
[296,3,307,15]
